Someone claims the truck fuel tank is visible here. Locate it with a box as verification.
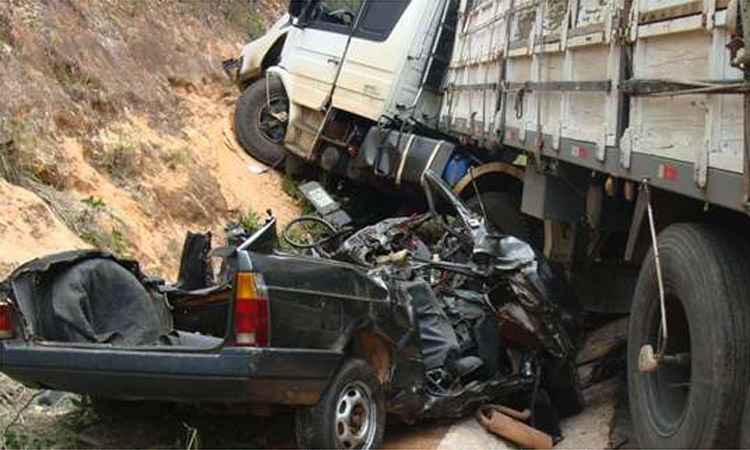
[351,127,472,190]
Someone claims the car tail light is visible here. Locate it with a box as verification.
[0,302,14,339]
[234,273,269,347]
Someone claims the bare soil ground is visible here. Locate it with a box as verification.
[0,85,305,449]
[1,86,301,279]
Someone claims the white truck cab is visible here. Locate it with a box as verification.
[270,0,451,160]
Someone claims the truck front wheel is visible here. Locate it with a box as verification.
[234,77,288,166]
[627,223,750,448]
[296,359,385,449]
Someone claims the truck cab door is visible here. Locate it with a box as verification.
[282,0,366,111]
[332,0,444,121]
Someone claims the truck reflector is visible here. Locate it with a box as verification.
[0,303,13,339]
[571,146,589,159]
[658,164,679,181]
[234,273,269,347]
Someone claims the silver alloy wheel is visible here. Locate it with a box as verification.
[335,381,377,449]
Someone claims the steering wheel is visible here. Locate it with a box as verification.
[282,216,341,255]
[328,8,355,25]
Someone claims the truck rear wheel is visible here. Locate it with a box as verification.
[740,393,750,447]
[296,359,385,449]
[234,77,288,166]
[627,223,750,448]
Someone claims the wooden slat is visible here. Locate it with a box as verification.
[508,38,530,50]
[622,78,745,95]
[506,25,604,54]
[543,32,562,44]
[505,80,612,92]
[639,0,729,24]
[568,22,606,37]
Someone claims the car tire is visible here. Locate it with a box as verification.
[295,359,385,450]
[627,223,750,448]
[234,77,288,166]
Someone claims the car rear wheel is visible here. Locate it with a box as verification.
[234,77,288,166]
[628,223,750,448]
[296,359,385,449]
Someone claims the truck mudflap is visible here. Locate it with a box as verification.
[1,343,344,405]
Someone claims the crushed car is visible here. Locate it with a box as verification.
[0,172,582,449]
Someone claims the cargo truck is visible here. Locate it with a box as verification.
[225,0,750,447]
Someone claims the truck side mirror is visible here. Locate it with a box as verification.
[289,0,306,18]
[289,0,320,27]
[289,0,317,23]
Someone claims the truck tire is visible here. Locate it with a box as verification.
[296,359,385,450]
[627,223,750,448]
[739,393,750,447]
[234,77,288,166]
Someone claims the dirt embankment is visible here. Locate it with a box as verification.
[0,0,295,281]
[0,0,299,447]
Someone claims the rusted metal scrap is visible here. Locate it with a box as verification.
[477,404,554,449]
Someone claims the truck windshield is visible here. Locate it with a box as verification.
[316,0,364,26]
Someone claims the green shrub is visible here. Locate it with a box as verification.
[239,209,262,233]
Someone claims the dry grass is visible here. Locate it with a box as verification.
[165,167,229,225]
[0,141,22,185]
[159,146,192,170]
[27,183,132,257]
[238,209,263,233]
[85,139,141,186]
